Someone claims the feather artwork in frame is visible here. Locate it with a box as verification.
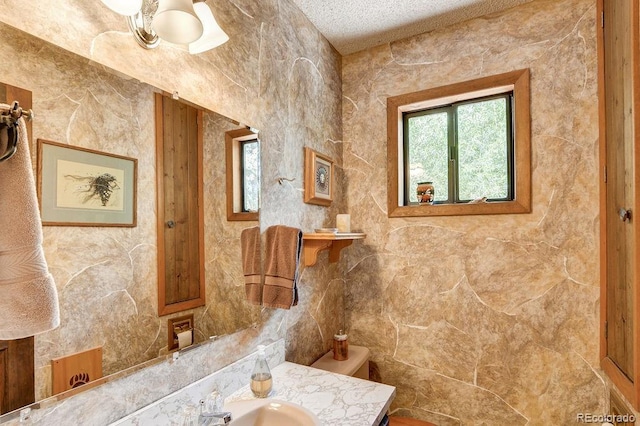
[37,139,137,227]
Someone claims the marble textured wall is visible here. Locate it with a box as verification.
[0,0,343,420]
[342,0,603,423]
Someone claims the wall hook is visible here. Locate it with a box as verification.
[277,177,295,185]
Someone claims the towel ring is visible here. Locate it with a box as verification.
[0,122,19,163]
[0,101,32,163]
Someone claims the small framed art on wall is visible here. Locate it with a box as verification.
[303,147,334,206]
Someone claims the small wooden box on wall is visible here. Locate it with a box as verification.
[168,314,194,351]
[51,347,103,395]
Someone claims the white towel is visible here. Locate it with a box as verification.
[0,105,60,339]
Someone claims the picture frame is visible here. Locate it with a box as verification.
[304,147,334,206]
[37,139,137,227]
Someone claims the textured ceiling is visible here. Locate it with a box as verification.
[290,0,533,55]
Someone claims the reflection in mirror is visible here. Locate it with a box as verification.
[0,22,261,415]
[156,93,206,316]
[226,128,260,221]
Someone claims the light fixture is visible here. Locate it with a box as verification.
[189,2,229,54]
[100,0,143,16]
[101,0,228,53]
[152,0,203,44]
[127,0,160,49]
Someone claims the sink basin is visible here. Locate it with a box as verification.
[224,399,321,426]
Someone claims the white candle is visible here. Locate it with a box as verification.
[336,214,351,233]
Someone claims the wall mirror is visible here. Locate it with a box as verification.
[0,21,261,416]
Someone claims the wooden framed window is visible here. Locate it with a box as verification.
[225,128,260,221]
[387,69,531,217]
[240,138,260,213]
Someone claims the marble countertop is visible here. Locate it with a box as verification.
[110,340,395,426]
[226,361,396,426]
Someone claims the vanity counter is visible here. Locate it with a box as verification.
[227,361,396,426]
[110,340,395,426]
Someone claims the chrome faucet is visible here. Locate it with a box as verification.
[198,390,232,425]
[198,410,232,425]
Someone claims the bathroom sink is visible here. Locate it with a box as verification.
[224,399,321,426]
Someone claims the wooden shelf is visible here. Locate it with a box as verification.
[302,233,366,266]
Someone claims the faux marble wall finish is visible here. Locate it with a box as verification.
[0,0,343,420]
[342,0,603,423]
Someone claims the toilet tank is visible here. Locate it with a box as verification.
[311,345,370,380]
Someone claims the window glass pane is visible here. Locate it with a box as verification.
[242,140,260,212]
[407,111,449,203]
[457,97,509,201]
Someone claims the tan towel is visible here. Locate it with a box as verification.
[262,225,302,309]
[0,109,60,339]
[241,226,262,305]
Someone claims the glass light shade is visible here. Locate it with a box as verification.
[189,2,229,54]
[152,0,203,44]
[100,0,143,16]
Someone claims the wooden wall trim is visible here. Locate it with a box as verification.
[599,0,640,410]
[631,0,640,404]
[0,338,35,414]
[155,93,168,316]
[196,108,206,311]
[603,357,636,407]
[598,0,608,369]
[0,348,5,413]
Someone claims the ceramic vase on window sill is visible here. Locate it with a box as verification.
[417,182,435,205]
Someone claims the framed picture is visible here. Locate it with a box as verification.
[37,139,137,227]
[304,147,334,206]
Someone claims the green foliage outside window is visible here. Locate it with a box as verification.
[241,140,260,212]
[407,111,448,203]
[405,94,512,204]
